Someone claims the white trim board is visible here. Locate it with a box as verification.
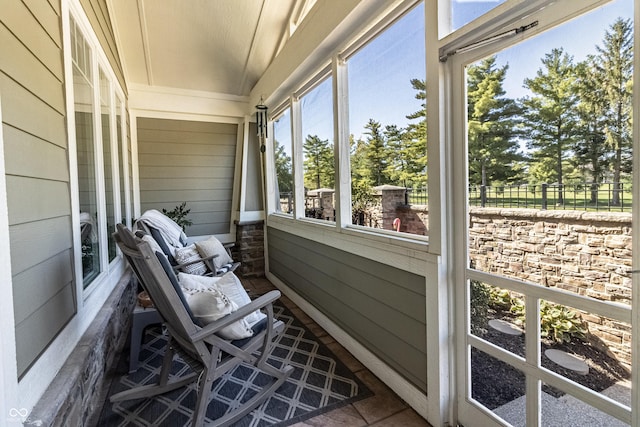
[267,272,431,422]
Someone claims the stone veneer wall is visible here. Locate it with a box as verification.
[234,220,265,278]
[25,272,136,427]
[469,207,632,365]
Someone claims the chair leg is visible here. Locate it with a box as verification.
[191,350,220,427]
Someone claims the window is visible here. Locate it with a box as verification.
[100,68,117,262]
[347,3,426,235]
[71,17,101,287]
[273,107,294,215]
[69,13,128,289]
[299,75,335,221]
[448,0,507,35]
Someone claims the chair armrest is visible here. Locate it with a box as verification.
[190,290,281,342]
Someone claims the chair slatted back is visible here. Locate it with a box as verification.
[114,224,206,358]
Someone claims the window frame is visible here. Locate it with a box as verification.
[265,0,430,245]
[65,0,128,299]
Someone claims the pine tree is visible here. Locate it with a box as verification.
[273,140,293,193]
[303,135,334,190]
[594,18,633,206]
[522,48,580,204]
[574,59,609,203]
[362,119,389,186]
[467,56,524,187]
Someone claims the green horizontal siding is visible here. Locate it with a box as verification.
[138,118,238,235]
[267,227,427,392]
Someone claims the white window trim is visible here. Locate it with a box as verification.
[16,0,128,413]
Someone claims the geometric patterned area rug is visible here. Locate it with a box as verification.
[98,301,372,426]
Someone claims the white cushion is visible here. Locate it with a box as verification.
[179,272,266,327]
[174,244,207,276]
[183,287,253,340]
[195,236,234,271]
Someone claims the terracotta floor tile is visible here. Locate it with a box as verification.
[289,404,368,427]
[326,341,366,373]
[352,371,408,424]
[370,408,432,426]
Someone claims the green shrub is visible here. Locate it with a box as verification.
[470,281,490,335]
[162,202,193,231]
[512,299,587,344]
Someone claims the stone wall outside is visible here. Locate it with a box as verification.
[469,207,632,366]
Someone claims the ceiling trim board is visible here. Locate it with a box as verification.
[137,0,153,86]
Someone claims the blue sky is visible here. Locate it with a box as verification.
[277,0,633,154]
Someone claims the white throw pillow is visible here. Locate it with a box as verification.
[214,273,266,326]
[195,236,234,271]
[183,287,253,340]
[174,244,207,276]
[179,272,266,328]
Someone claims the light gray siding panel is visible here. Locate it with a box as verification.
[6,177,71,225]
[25,0,61,45]
[9,216,72,276]
[139,178,234,192]
[139,164,234,178]
[3,125,69,180]
[12,250,74,325]
[2,2,62,72]
[0,23,64,112]
[0,74,66,146]
[15,283,75,377]
[267,227,427,392]
[138,118,237,236]
[138,119,237,134]
[2,1,75,378]
[138,131,237,147]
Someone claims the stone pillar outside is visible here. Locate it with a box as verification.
[373,185,407,231]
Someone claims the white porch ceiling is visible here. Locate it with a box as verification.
[109,0,316,96]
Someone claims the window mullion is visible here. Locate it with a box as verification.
[291,96,305,219]
[333,56,350,230]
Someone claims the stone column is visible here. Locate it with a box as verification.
[374,185,407,231]
[234,220,265,277]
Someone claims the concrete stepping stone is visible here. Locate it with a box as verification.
[488,319,523,336]
[545,349,589,375]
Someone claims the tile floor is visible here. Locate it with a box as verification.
[242,276,432,427]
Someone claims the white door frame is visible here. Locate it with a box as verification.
[447,1,639,425]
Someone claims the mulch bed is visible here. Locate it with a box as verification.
[471,311,631,410]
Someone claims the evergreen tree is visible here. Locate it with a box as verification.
[467,56,524,186]
[303,135,334,189]
[362,119,389,186]
[403,78,428,188]
[273,140,293,193]
[574,59,609,203]
[594,17,633,205]
[522,48,580,204]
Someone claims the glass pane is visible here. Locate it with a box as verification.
[100,68,116,262]
[116,96,126,225]
[472,347,526,426]
[348,3,426,235]
[273,108,294,214]
[539,300,631,407]
[541,381,630,426]
[470,281,525,356]
[448,0,507,35]
[72,18,101,287]
[300,76,335,221]
[467,0,634,304]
